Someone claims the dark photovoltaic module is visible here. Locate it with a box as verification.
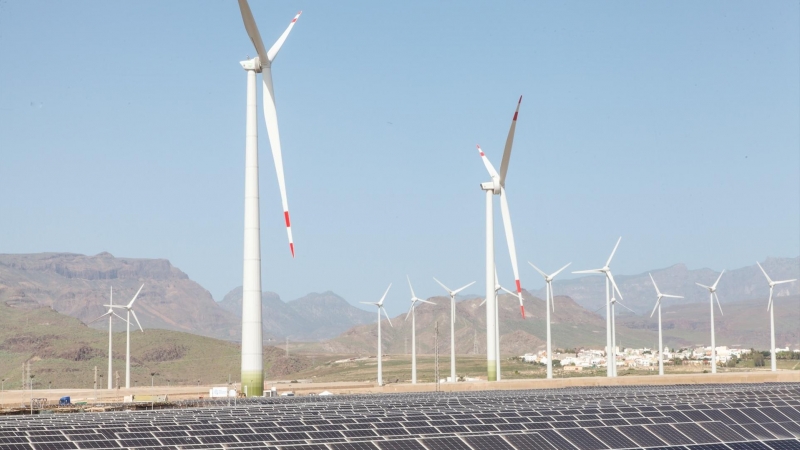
[0,383,798,449]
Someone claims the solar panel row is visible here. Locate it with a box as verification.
[0,383,797,449]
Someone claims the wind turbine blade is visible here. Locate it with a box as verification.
[573,269,604,274]
[432,277,452,294]
[592,304,605,314]
[266,11,301,63]
[261,70,295,257]
[498,95,522,187]
[407,275,417,300]
[551,262,572,279]
[662,294,684,299]
[696,283,711,290]
[476,145,500,179]
[549,283,555,312]
[774,279,798,285]
[499,188,522,298]
[127,284,144,308]
[360,301,378,306]
[452,281,476,295]
[418,299,435,305]
[236,0,268,64]
[528,262,547,279]
[130,310,144,332]
[648,273,661,296]
[406,303,414,321]
[607,271,623,300]
[499,286,515,296]
[711,270,725,290]
[479,298,487,307]
[381,307,393,327]
[88,311,113,324]
[112,312,129,323]
[767,287,773,311]
[714,292,723,315]
[605,237,622,267]
[494,266,500,290]
[518,294,526,318]
[650,298,661,318]
[616,300,635,313]
[756,261,773,285]
[378,284,392,306]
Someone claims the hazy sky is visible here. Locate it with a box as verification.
[1,1,798,316]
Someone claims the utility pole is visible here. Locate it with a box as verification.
[434,321,440,393]
[115,371,120,390]
[94,366,98,401]
[285,337,289,357]
[473,330,478,354]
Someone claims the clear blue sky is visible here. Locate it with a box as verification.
[1,1,798,317]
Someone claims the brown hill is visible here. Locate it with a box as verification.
[533,257,800,315]
[316,291,657,356]
[618,295,800,350]
[218,288,374,341]
[0,252,239,340]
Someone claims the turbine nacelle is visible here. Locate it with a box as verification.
[239,57,262,72]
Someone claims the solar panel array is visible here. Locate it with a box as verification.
[0,382,798,449]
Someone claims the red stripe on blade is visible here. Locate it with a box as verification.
[284,211,291,227]
[515,280,521,292]
[513,112,518,121]
[518,95,523,104]
[520,305,526,318]
[289,243,295,258]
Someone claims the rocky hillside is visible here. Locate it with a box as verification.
[532,257,800,315]
[218,289,375,341]
[318,290,657,356]
[618,295,800,350]
[0,301,310,390]
[0,253,240,340]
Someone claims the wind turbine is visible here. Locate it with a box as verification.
[361,284,393,386]
[573,237,624,377]
[107,285,145,389]
[236,1,301,397]
[88,287,127,390]
[434,278,475,383]
[696,271,725,374]
[529,262,571,379]
[477,96,525,382]
[756,261,797,372]
[406,277,435,384]
[648,274,683,376]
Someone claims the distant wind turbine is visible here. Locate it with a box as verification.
[406,277,435,384]
[434,278,475,383]
[648,274,683,376]
[108,284,145,389]
[361,284,392,386]
[89,287,127,390]
[696,271,725,374]
[529,262,571,379]
[573,237,624,377]
[756,262,797,372]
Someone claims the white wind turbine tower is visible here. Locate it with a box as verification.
[89,287,127,390]
[756,261,796,372]
[107,284,145,389]
[573,237,624,377]
[434,278,475,383]
[406,277,435,384]
[477,96,526,382]
[648,274,683,376]
[236,0,301,397]
[529,262,571,379]
[478,266,515,380]
[361,284,393,386]
[696,271,725,374]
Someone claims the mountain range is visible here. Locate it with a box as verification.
[1,252,797,350]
